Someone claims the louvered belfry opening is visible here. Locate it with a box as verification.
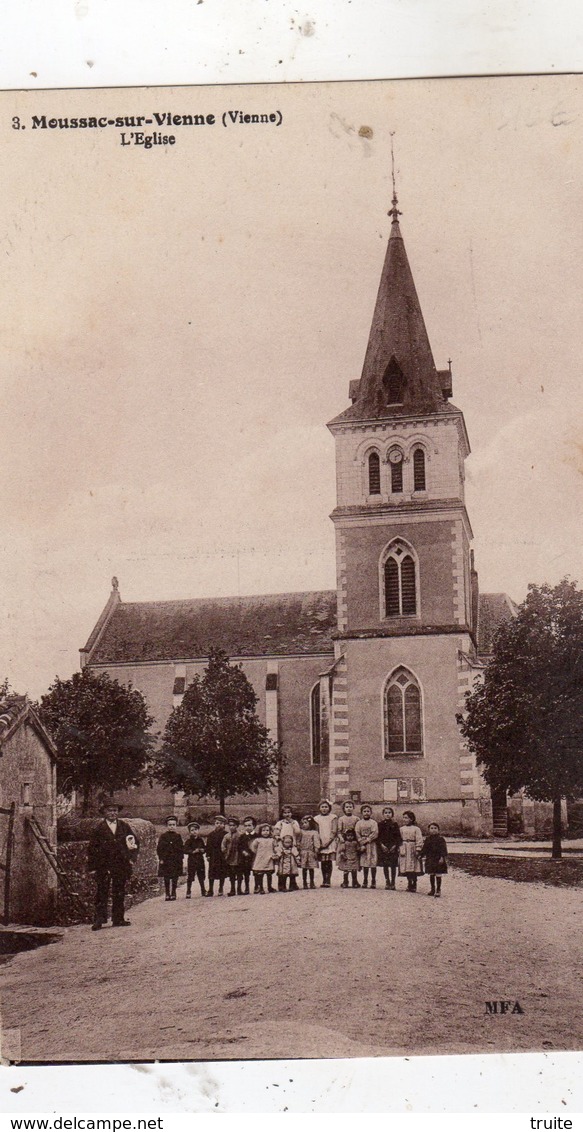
[385,558,400,615]
[368,451,381,494]
[390,456,403,493]
[400,555,416,613]
[413,447,426,491]
[385,668,423,756]
[384,542,417,617]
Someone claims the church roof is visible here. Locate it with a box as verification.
[84,590,338,665]
[83,584,514,666]
[329,207,448,427]
[477,592,518,656]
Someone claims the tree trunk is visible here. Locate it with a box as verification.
[218,789,225,816]
[552,795,562,859]
[81,787,90,816]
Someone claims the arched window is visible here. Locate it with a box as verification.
[413,447,426,491]
[389,448,404,493]
[383,356,405,404]
[310,683,321,765]
[384,668,423,756]
[368,451,381,495]
[383,539,418,617]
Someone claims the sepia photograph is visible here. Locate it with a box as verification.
[1,75,582,1066]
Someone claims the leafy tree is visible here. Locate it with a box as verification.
[38,669,156,814]
[153,650,281,813]
[457,579,583,858]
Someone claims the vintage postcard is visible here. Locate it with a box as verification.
[1,76,582,1065]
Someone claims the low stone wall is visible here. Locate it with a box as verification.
[181,802,279,826]
[369,798,493,837]
[56,817,159,925]
[507,796,568,837]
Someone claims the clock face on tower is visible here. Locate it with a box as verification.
[389,449,403,464]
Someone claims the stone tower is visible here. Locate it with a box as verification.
[323,194,486,833]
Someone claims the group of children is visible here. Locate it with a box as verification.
[156,799,449,899]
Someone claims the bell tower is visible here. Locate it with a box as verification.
[328,193,474,641]
[324,188,484,832]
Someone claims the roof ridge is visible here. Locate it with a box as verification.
[119,589,337,608]
[84,589,339,666]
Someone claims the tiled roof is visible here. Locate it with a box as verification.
[477,592,518,656]
[85,587,516,666]
[0,694,57,757]
[88,591,338,665]
[0,695,28,744]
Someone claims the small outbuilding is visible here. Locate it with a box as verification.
[0,695,58,925]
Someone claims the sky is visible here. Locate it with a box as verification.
[2,75,583,698]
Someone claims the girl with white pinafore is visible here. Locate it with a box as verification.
[398,810,424,892]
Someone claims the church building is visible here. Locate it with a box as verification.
[81,192,515,834]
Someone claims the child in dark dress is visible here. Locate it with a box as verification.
[205,815,228,897]
[157,816,184,901]
[221,816,243,896]
[237,816,256,895]
[420,822,449,897]
[377,806,402,889]
[183,820,206,897]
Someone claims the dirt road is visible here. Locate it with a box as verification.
[1,869,582,1062]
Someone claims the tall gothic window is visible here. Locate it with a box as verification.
[310,683,321,765]
[413,447,426,491]
[368,451,381,495]
[383,539,418,617]
[384,667,423,757]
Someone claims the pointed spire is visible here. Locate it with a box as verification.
[329,146,446,426]
[388,133,402,229]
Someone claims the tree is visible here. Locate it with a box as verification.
[38,669,156,814]
[457,579,583,858]
[153,650,281,813]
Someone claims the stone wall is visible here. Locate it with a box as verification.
[0,721,57,926]
[507,795,568,837]
[56,817,158,925]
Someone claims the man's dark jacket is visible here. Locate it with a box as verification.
[87,818,138,879]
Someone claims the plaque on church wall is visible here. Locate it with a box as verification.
[1,75,582,1070]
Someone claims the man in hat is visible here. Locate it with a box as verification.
[87,796,139,930]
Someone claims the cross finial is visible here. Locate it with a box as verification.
[388,132,402,225]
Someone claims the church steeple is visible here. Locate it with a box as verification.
[330,195,449,425]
